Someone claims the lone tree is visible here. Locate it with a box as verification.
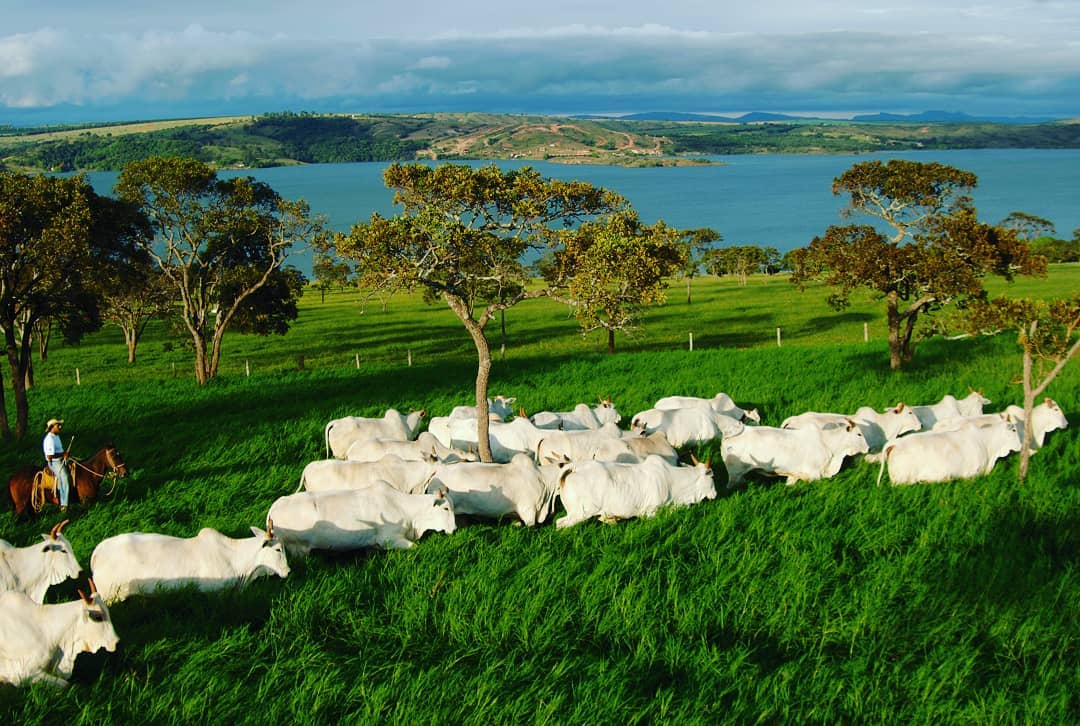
[552,210,686,353]
[98,260,174,364]
[790,159,1045,369]
[964,294,1080,481]
[336,162,626,462]
[116,156,325,384]
[677,227,721,304]
[0,172,143,439]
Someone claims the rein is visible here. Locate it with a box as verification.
[69,455,123,496]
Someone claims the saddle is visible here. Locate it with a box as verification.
[31,462,74,512]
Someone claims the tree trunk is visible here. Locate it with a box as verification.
[35,320,51,362]
[1018,344,1034,481]
[446,295,494,462]
[0,362,8,440]
[192,335,210,385]
[124,326,138,364]
[686,276,692,305]
[886,292,903,370]
[5,327,31,440]
[607,328,616,354]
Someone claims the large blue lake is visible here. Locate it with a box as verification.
[79,149,1080,276]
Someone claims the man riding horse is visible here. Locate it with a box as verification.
[42,418,71,511]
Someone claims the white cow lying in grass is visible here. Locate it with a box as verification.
[620,430,680,466]
[448,395,517,421]
[90,525,290,604]
[298,455,436,495]
[536,423,638,463]
[876,419,1021,485]
[531,398,622,430]
[0,581,118,688]
[721,421,869,487]
[428,453,570,526]
[0,519,81,604]
[654,392,761,423]
[345,431,477,464]
[325,408,426,458]
[267,483,457,555]
[936,399,1067,455]
[781,403,922,461]
[911,390,990,431]
[631,406,744,448]
[557,455,716,529]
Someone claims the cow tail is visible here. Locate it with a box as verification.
[296,470,307,494]
[876,444,894,487]
[324,421,334,458]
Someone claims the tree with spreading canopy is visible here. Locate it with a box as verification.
[0,171,146,439]
[548,210,686,354]
[312,251,353,303]
[336,162,653,462]
[963,294,1080,481]
[677,227,721,304]
[116,156,325,384]
[790,159,1046,369]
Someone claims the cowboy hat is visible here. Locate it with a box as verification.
[45,418,64,430]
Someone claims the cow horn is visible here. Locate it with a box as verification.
[89,578,98,594]
[519,407,527,418]
[266,518,274,538]
[896,402,904,411]
[78,589,92,605]
[50,518,69,540]
[690,453,700,465]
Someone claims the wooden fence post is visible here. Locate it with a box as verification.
[689,332,694,351]
[245,360,250,377]
[297,355,305,371]
[75,368,80,385]
[776,327,782,348]
[407,350,412,367]
[864,322,869,343]
[355,353,360,369]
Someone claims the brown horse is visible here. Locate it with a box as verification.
[8,444,129,517]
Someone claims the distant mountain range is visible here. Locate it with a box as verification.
[574,110,1063,124]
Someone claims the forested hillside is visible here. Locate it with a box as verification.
[2,111,1079,172]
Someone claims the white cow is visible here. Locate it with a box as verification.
[428,453,568,526]
[654,393,762,423]
[536,423,637,463]
[911,390,991,431]
[721,422,869,487]
[557,455,716,529]
[631,407,744,448]
[90,525,290,604]
[0,583,118,688]
[0,520,81,604]
[324,408,426,458]
[531,399,622,430]
[345,431,478,464]
[267,482,457,555]
[438,416,548,463]
[448,395,517,421]
[781,403,922,460]
[877,420,1021,485]
[621,430,680,466]
[939,399,1068,454]
[298,455,436,495]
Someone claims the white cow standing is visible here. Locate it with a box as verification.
[654,392,762,423]
[0,582,118,688]
[876,419,1021,485]
[267,482,457,555]
[90,525,290,604]
[345,431,478,464]
[325,408,426,458]
[557,455,716,529]
[298,455,436,495]
[721,422,869,487]
[781,403,922,461]
[428,453,569,526]
[0,519,82,604]
[531,399,622,430]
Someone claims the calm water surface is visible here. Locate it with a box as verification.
[80,149,1080,276]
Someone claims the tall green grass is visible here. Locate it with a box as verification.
[1,268,1077,723]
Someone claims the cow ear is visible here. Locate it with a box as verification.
[506,398,516,405]
[250,526,267,539]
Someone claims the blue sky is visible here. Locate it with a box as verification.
[3,1,1079,124]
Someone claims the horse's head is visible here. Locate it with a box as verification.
[103,445,129,478]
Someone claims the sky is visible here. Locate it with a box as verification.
[3,1,1080,124]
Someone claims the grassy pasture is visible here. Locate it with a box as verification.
[1,269,1078,723]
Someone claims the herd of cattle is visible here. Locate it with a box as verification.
[0,389,1069,688]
